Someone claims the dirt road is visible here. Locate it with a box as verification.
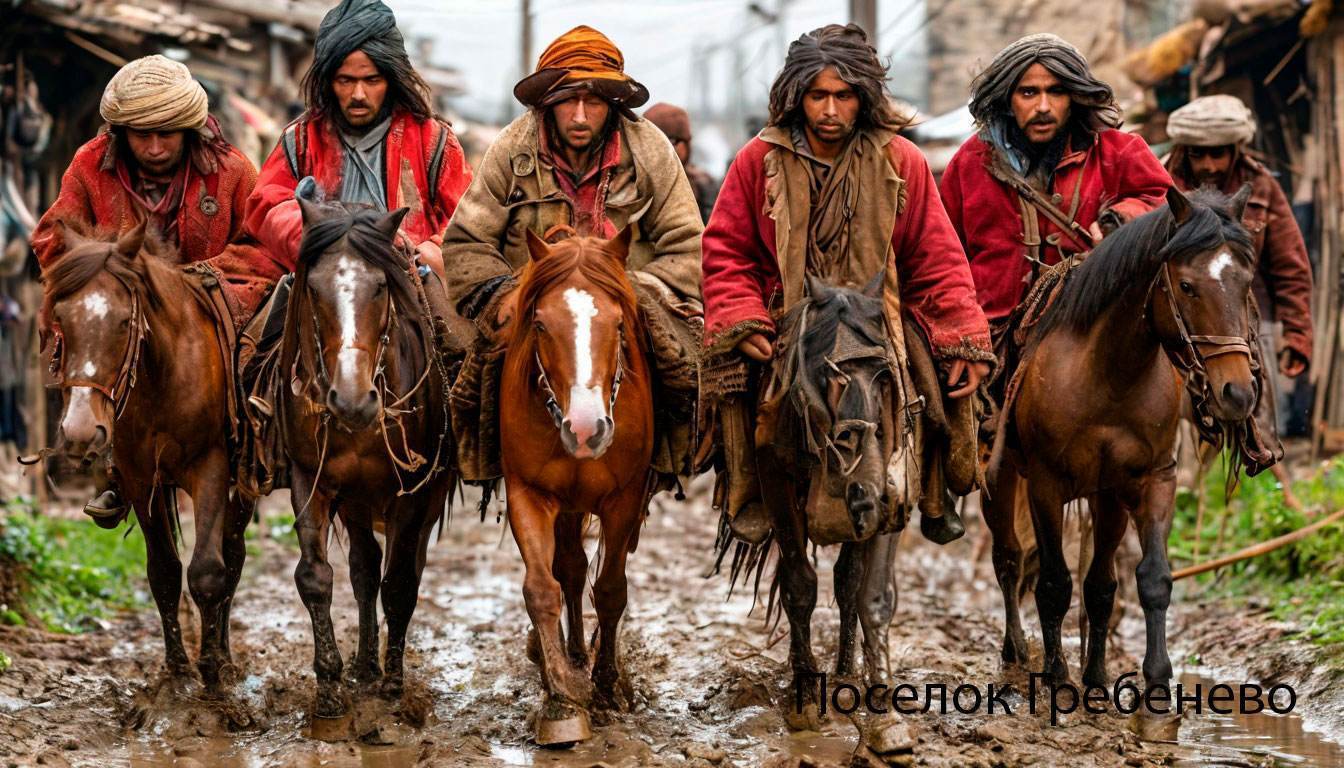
[0,482,1340,767]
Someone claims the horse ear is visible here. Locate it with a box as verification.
[375,207,410,243]
[297,196,324,226]
[116,220,147,259]
[525,227,550,262]
[806,273,834,302]
[861,269,884,299]
[1166,185,1193,226]
[607,224,634,265]
[1228,182,1253,221]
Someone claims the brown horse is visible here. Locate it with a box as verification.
[985,186,1258,699]
[277,199,454,718]
[43,222,251,688]
[499,227,654,746]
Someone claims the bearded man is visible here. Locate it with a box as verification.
[442,25,704,490]
[701,24,994,545]
[1165,94,1313,379]
[244,0,470,277]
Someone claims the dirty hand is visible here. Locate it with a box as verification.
[492,287,520,338]
[1088,221,1104,243]
[1279,348,1308,378]
[736,333,774,362]
[414,239,445,280]
[946,359,990,399]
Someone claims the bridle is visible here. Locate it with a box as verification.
[532,326,625,432]
[50,283,149,422]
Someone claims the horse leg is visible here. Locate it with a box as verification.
[185,450,233,689]
[379,486,444,700]
[128,480,190,676]
[833,541,862,678]
[1081,493,1127,689]
[554,510,589,668]
[217,492,253,665]
[857,531,899,686]
[291,467,344,717]
[1026,470,1071,685]
[759,450,821,730]
[983,469,1029,666]
[345,511,383,686]
[590,482,643,711]
[1132,463,1177,696]
[508,482,593,744]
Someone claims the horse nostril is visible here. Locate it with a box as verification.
[1221,382,1254,411]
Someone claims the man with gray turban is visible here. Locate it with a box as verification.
[1165,94,1313,378]
[31,54,283,526]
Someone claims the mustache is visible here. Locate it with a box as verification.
[1028,115,1058,127]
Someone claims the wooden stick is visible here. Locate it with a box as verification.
[1172,506,1344,581]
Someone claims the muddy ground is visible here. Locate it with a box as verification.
[0,480,1341,767]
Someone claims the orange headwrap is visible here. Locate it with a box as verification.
[514,25,648,111]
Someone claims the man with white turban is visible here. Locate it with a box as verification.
[30,54,285,526]
[1164,94,1313,379]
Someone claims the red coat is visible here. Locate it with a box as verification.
[245,108,471,271]
[702,134,992,358]
[940,131,1172,322]
[31,132,282,322]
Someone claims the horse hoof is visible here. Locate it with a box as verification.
[308,711,352,742]
[534,707,591,748]
[380,676,405,701]
[1129,709,1181,741]
[783,701,824,731]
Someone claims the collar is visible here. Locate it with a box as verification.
[339,114,393,153]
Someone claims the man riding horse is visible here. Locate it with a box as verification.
[239,0,472,490]
[442,25,704,491]
[30,55,282,526]
[701,23,994,546]
[939,34,1172,392]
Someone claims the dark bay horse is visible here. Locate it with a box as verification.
[277,199,454,718]
[43,222,251,687]
[499,227,654,746]
[985,186,1258,698]
[754,274,910,758]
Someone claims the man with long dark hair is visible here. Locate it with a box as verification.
[244,0,470,277]
[442,26,703,492]
[701,24,994,545]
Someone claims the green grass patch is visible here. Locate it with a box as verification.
[0,497,148,634]
[244,509,298,550]
[1174,455,1344,654]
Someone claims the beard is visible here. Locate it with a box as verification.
[337,99,390,135]
[1008,118,1070,176]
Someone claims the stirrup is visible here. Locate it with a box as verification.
[247,395,273,418]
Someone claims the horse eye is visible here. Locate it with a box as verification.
[1179,281,1196,297]
[837,428,852,442]
[534,320,546,333]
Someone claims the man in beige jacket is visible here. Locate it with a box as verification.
[443,25,703,487]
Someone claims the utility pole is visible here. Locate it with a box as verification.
[849,0,878,46]
[521,0,533,86]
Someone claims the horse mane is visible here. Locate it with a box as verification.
[1034,188,1253,339]
[507,234,646,381]
[294,202,420,316]
[785,288,886,391]
[42,224,175,317]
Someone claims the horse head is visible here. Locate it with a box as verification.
[516,225,639,459]
[790,272,892,540]
[294,198,410,431]
[1155,185,1258,423]
[45,221,157,464]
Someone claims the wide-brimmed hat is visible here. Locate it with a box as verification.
[514,25,649,116]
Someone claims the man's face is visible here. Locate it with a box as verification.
[1187,145,1235,188]
[670,138,690,165]
[802,66,859,147]
[125,129,185,176]
[332,50,387,128]
[1012,62,1071,145]
[550,90,610,152]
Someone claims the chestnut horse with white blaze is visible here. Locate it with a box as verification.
[500,227,654,746]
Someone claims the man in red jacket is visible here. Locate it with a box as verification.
[941,34,1172,330]
[30,55,280,526]
[702,24,994,545]
[244,0,470,278]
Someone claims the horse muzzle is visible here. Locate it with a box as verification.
[561,414,613,459]
[60,388,109,465]
[845,480,884,540]
[326,384,380,430]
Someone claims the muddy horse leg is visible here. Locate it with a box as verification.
[185,450,234,689]
[292,467,344,717]
[379,485,445,700]
[1131,463,1177,697]
[1026,470,1071,685]
[217,492,253,665]
[983,469,1030,666]
[857,531,899,686]
[345,509,383,686]
[1080,492,1127,689]
[759,450,821,730]
[833,541,862,678]
[554,509,589,667]
[508,482,593,744]
[590,482,644,711]
[128,480,190,676]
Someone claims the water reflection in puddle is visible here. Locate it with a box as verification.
[1177,671,1344,767]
